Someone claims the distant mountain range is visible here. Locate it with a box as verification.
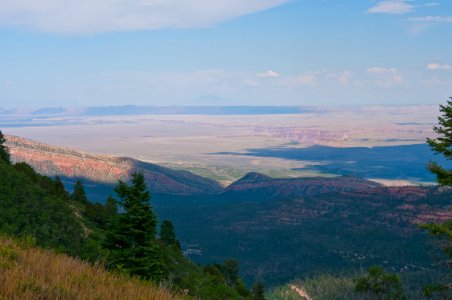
[0,104,438,118]
[0,105,318,117]
[6,135,389,200]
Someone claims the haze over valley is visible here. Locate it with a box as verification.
[1,104,442,186]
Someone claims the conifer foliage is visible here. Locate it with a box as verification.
[423,98,452,297]
[355,266,406,300]
[0,130,10,164]
[103,173,165,281]
[160,220,180,249]
[71,180,89,204]
[251,281,266,300]
[427,97,452,185]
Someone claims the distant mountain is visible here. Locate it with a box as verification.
[5,135,387,201]
[6,135,223,196]
[0,105,317,117]
[191,95,239,106]
[226,172,382,199]
[80,105,314,116]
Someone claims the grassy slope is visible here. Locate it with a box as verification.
[0,235,180,300]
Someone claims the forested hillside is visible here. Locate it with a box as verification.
[0,131,262,299]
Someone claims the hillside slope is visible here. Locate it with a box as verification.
[0,235,178,300]
[154,186,451,287]
[226,172,382,199]
[4,134,451,292]
[0,146,254,299]
[6,135,223,196]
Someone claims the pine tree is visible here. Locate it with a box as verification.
[159,220,180,249]
[54,176,69,200]
[71,180,88,204]
[251,281,266,300]
[423,98,452,297]
[104,195,118,220]
[0,130,10,164]
[103,173,165,281]
[427,97,452,185]
[223,259,239,286]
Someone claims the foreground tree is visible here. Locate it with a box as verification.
[423,98,452,297]
[427,97,452,185]
[0,130,10,164]
[103,173,165,281]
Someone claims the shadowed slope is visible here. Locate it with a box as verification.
[6,135,223,196]
[225,172,382,199]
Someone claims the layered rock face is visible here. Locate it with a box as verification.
[6,135,223,195]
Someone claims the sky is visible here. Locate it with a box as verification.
[0,0,451,108]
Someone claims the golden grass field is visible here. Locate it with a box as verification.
[0,235,180,300]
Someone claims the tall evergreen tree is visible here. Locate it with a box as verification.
[104,195,118,220]
[103,173,165,281]
[0,130,10,164]
[251,281,266,300]
[423,98,452,297]
[159,220,180,249]
[427,97,452,185]
[71,180,88,204]
[54,176,69,200]
[223,259,240,286]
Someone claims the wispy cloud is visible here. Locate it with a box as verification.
[256,70,280,78]
[366,67,398,75]
[409,16,452,23]
[366,67,404,86]
[426,63,452,70]
[292,74,317,86]
[367,0,414,14]
[0,0,288,34]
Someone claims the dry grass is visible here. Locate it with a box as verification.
[0,235,180,300]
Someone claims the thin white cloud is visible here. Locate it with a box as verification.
[366,67,398,75]
[327,70,352,86]
[256,70,280,78]
[293,74,316,86]
[280,70,356,88]
[409,16,452,23]
[426,63,452,70]
[0,0,288,34]
[366,67,404,86]
[367,0,414,14]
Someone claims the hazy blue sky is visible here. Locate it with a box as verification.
[0,0,451,107]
